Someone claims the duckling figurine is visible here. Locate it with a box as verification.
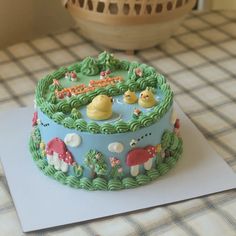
[138,88,157,108]
[123,90,138,104]
[87,95,113,120]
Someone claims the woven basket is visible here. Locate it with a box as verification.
[64,0,196,51]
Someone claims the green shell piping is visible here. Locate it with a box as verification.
[35,53,173,134]
[29,129,183,191]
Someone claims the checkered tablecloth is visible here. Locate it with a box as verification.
[0,10,236,236]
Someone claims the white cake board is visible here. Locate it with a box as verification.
[0,105,235,232]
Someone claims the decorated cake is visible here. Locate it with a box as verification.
[29,52,183,191]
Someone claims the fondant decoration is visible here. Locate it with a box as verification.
[46,138,75,172]
[89,76,123,88]
[129,139,137,148]
[56,76,123,99]
[174,119,180,136]
[100,70,111,80]
[135,68,143,77]
[126,145,157,176]
[64,133,81,148]
[39,141,46,157]
[65,71,78,82]
[32,112,38,126]
[138,88,157,108]
[84,150,107,178]
[87,95,113,120]
[108,142,124,153]
[133,108,142,119]
[73,163,84,177]
[109,157,123,179]
[71,108,82,119]
[171,108,177,125]
[70,71,77,82]
[156,144,162,153]
[123,90,138,104]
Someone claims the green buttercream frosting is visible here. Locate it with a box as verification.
[128,120,141,132]
[62,117,75,129]
[80,177,93,190]
[143,66,156,76]
[158,163,169,175]
[136,174,151,185]
[81,57,99,76]
[43,165,57,176]
[52,112,66,122]
[107,85,120,96]
[117,82,128,93]
[140,115,154,127]
[36,159,47,170]
[147,169,160,180]
[161,130,172,150]
[66,176,80,188]
[41,102,56,117]
[68,96,81,109]
[87,122,101,134]
[71,108,82,120]
[48,93,57,104]
[93,177,108,190]
[119,60,130,70]
[98,51,119,71]
[165,157,177,168]
[108,179,123,190]
[75,119,87,131]
[127,80,139,91]
[122,177,138,189]
[157,74,166,85]
[67,63,80,72]
[77,94,90,105]
[170,134,179,151]
[114,120,129,133]
[54,171,67,184]
[57,100,71,113]
[137,78,148,90]
[101,123,116,134]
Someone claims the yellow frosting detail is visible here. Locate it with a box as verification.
[123,90,138,104]
[87,95,113,120]
[138,88,157,108]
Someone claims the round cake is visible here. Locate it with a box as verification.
[29,52,183,191]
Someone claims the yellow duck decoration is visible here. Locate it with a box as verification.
[87,95,113,120]
[123,90,138,104]
[138,88,157,108]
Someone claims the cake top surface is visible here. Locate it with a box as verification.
[35,51,173,134]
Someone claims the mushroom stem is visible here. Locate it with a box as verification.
[144,158,153,170]
[53,153,60,170]
[130,165,139,176]
[47,155,53,165]
[61,161,69,173]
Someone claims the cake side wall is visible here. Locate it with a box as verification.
[38,105,173,178]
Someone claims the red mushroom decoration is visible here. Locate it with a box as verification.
[32,112,38,127]
[100,71,106,80]
[70,71,77,82]
[126,145,157,176]
[46,137,75,172]
[174,119,180,136]
[135,68,143,77]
